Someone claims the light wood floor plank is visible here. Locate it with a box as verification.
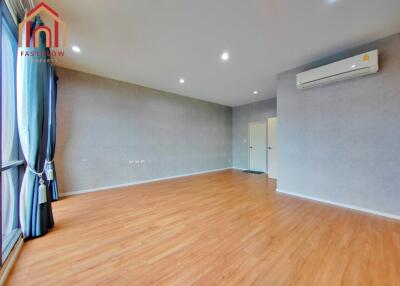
[6,170,400,285]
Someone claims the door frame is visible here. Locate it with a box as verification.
[267,117,277,179]
[247,121,267,172]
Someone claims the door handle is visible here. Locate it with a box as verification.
[268,147,272,150]
[249,146,254,149]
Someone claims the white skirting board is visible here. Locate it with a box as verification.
[60,167,233,197]
[232,167,247,171]
[276,189,400,221]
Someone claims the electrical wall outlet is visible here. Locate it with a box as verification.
[129,160,145,165]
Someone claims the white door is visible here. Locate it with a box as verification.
[268,117,277,179]
[248,122,267,172]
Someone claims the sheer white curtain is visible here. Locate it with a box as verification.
[1,17,18,241]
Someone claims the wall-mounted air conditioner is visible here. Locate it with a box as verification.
[296,50,379,90]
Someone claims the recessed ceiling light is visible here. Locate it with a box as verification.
[221,52,230,61]
[179,78,185,84]
[326,0,337,4]
[72,46,81,53]
[253,90,259,95]
[351,64,356,69]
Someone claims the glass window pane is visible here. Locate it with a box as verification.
[1,16,19,165]
[1,167,19,259]
[1,8,21,263]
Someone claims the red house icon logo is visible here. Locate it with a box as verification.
[18,2,67,48]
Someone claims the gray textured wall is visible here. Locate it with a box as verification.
[232,98,277,170]
[55,68,232,194]
[277,33,400,216]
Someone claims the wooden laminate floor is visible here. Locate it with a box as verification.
[6,170,400,285]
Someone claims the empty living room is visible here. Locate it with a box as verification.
[1,0,400,285]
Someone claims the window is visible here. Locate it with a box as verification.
[1,1,23,264]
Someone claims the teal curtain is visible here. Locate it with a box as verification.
[46,65,59,201]
[17,16,54,238]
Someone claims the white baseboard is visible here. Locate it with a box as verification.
[232,167,247,171]
[60,167,232,197]
[276,189,400,221]
[232,167,269,174]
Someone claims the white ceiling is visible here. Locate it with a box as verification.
[47,0,400,106]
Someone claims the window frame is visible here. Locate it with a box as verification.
[0,0,24,266]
